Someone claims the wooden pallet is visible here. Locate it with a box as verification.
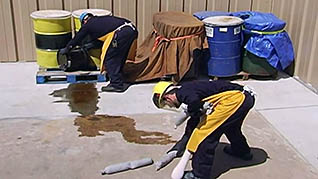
[36,69,107,84]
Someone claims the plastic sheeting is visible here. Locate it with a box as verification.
[231,11,286,31]
[231,11,294,70]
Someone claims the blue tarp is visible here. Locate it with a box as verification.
[231,11,286,31]
[231,11,294,70]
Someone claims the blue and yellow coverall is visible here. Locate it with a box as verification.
[175,80,255,178]
[66,15,138,89]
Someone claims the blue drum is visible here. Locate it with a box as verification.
[203,16,244,77]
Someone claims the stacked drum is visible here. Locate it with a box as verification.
[31,10,72,68]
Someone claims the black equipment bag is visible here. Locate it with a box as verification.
[57,47,97,72]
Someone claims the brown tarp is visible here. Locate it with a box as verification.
[123,11,208,83]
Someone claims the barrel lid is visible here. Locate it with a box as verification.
[30,10,71,19]
[203,16,243,26]
[193,11,230,21]
[72,9,112,18]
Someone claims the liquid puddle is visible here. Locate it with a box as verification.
[74,115,176,145]
[50,83,99,115]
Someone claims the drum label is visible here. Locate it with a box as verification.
[234,27,241,35]
[219,28,228,32]
[205,27,214,37]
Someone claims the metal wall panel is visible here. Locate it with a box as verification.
[269,0,301,78]
[272,0,303,77]
[271,0,293,32]
[271,0,318,92]
[184,0,207,14]
[63,0,88,41]
[277,0,304,58]
[161,0,183,12]
[308,16,318,90]
[294,0,317,81]
[38,0,63,10]
[64,0,88,11]
[12,0,37,61]
[207,0,229,11]
[113,0,137,24]
[137,0,159,43]
[252,0,272,12]
[229,0,252,12]
[0,0,17,62]
[89,0,112,11]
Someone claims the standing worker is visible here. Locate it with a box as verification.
[60,12,138,92]
[152,80,255,179]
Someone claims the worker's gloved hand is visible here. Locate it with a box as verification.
[59,47,69,55]
[167,134,189,157]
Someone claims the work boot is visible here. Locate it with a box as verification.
[223,146,253,161]
[101,84,125,93]
[182,171,201,179]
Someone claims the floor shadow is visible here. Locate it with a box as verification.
[210,142,269,179]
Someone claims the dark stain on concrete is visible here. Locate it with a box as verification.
[74,115,176,145]
[50,83,99,115]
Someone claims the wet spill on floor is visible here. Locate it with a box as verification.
[50,83,99,115]
[74,115,176,145]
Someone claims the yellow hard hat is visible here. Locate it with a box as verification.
[152,81,173,108]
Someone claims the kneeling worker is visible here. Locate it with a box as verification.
[60,12,138,92]
[152,80,255,179]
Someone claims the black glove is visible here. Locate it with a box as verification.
[57,47,71,71]
[59,47,69,55]
[167,134,189,157]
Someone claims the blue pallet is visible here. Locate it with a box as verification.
[36,70,107,84]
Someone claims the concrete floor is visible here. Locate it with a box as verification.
[0,62,318,179]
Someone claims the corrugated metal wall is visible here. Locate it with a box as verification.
[1,0,317,90]
[271,0,318,91]
[11,0,37,62]
[0,0,16,62]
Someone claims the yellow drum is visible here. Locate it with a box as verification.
[31,10,72,68]
[35,49,59,68]
[72,9,112,68]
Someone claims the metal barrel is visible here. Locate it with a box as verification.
[31,10,72,68]
[203,16,244,77]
